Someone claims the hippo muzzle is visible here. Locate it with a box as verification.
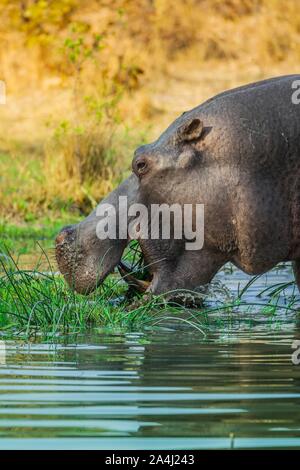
[55,223,112,294]
[55,174,139,294]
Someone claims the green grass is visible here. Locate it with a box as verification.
[0,243,209,339]
[0,224,299,340]
[0,244,299,340]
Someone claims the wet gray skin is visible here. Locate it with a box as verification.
[55,174,139,294]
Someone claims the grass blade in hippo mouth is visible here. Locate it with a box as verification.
[117,240,152,293]
[118,260,151,293]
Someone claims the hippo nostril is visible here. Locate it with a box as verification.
[55,231,67,245]
[55,225,75,246]
[133,156,148,176]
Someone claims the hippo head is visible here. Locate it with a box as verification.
[132,115,206,203]
[55,174,139,294]
[56,114,227,296]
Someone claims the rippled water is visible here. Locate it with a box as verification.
[0,264,300,450]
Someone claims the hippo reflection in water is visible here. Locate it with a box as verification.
[56,75,300,296]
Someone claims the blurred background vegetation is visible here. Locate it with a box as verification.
[0,0,300,222]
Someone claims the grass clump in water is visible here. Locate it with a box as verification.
[0,244,195,339]
[0,241,299,340]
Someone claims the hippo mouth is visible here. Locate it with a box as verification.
[55,225,152,295]
[118,259,151,292]
[55,174,144,295]
[55,231,108,294]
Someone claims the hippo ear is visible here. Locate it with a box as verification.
[177,118,204,142]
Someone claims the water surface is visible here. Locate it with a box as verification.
[0,264,300,450]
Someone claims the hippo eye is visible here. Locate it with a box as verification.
[133,155,149,177]
[137,160,146,172]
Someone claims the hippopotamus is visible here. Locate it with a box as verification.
[56,74,300,296]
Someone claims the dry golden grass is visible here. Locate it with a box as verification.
[0,0,300,220]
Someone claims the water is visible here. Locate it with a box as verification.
[0,264,300,450]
